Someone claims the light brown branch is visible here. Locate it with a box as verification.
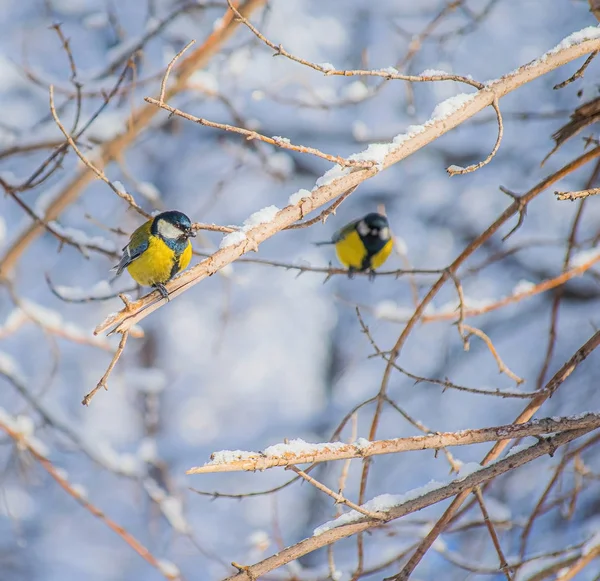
[463,324,524,385]
[187,413,600,474]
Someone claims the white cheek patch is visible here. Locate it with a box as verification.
[157,219,184,240]
[379,226,390,240]
[357,220,370,237]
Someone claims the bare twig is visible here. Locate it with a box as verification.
[82,331,129,405]
[463,324,524,385]
[287,465,386,520]
[555,187,600,201]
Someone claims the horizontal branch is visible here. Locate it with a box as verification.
[223,425,598,581]
[95,30,600,335]
[187,413,600,474]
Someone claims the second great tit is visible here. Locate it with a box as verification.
[316,212,393,276]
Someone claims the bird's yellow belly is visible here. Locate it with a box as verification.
[335,230,368,269]
[335,231,393,271]
[370,239,393,270]
[127,236,191,287]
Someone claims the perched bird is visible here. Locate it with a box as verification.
[113,210,196,299]
[316,212,393,276]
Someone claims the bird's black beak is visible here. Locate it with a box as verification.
[189,229,196,238]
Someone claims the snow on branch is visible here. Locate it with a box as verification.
[222,424,599,581]
[187,413,600,474]
[95,27,600,336]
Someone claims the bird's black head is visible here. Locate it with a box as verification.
[356,213,390,242]
[151,210,196,241]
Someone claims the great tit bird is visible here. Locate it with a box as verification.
[113,210,196,299]
[316,212,393,276]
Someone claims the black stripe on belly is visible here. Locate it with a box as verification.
[169,254,181,280]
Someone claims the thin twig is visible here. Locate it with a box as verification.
[473,487,513,580]
[555,187,600,201]
[554,50,598,89]
[145,98,375,170]
[447,97,504,175]
[82,331,129,405]
[463,324,524,385]
[287,465,386,520]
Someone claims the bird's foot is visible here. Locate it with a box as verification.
[154,284,170,301]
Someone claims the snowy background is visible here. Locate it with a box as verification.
[1,0,600,579]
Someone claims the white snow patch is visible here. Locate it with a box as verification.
[352,120,369,141]
[160,496,191,534]
[447,164,465,173]
[314,164,351,188]
[374,300,416,322]
[209,449,259,464]
[137,181,162,203]
[13,415,35,438]
[548,26,600,55]
[318,62,336,72]
[571,248,600,268]
[71,484,88,499]
[0,351,24,382]
[54,281,113,301]
[288,189,312,206]
[430,93,476,121]
[157,559,180,579]
[392,124,426,146]
[419,68,450,77]
[242,206,280,231]
[0,216,6,247]
[49,222,117,253]
[379,66,399,75]
[267,152,294,177]
[188,70,219,94]
[583,531,600,555]
[314,480,445,535]
[343,81,369,101]
[263,438,346,457]
[394,236,408,255]
[512,280,536,294]
[219,231,246,249]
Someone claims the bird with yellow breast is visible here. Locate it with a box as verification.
[316,212,393,277]
[113,210,196,299]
